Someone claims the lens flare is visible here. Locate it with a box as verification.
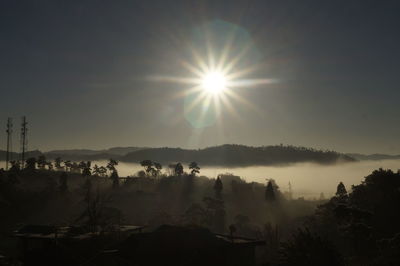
[146,20,277,131]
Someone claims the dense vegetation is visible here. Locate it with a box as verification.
[122,144,356,166]
[0,156,399,265]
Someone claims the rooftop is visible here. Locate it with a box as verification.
[14,224,144,240]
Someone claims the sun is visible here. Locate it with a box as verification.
[201,71,227,94]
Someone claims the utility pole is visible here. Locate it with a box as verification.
[6,118,13,170]
[20,116,28,168]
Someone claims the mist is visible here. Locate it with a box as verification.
[102,159,400,198]
[159,159,387,197]
[3,159,396,199]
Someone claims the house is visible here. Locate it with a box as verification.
[14,224,265,266]
[96,224,266,266]
[14,224,144,266]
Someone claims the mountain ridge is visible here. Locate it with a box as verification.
[121,144,355,166]
[0,144,358,167]
[4,145,400,167]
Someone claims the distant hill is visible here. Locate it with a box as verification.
[46,149,101,156]
[0,148,142,162]
[346,153,400,161]
[0,145,357,166]
[122,144,356,166]
[44,147,146,160]
[102,147,145,156]
[0,150,42,161]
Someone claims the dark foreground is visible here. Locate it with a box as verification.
[0,159,400,265]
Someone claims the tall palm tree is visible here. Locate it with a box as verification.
[106,159,118,174]
[189,162,200,176]
[175,163,184,176]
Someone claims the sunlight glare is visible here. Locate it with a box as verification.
[201,71,227,94]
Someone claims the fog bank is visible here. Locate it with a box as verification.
[2,159,399,198]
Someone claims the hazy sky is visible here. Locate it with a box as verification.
[1,0,400,154]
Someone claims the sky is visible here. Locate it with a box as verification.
[1,0,400,154]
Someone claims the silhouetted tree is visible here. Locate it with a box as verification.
[335,182,348,202]
[175,163,184,176]
[264,223,281,264]
[78,161,86,172]
[111,170,119,188]
[234,214,254,236]
[279,228,344,266]
[137,170,146,178]
[154,162,162,177]
[25,157,36,172]
[47,161,54,171]
[106,158,118,174]
[99,166,107,177]
[82,161,92,177]
[140,160,154,176]
[374,233,400,265]
[64,160,72,172]
[37,155,47,170]
[266,180,276,201]
[203,196,226,233]
[350,168,400,236]
[189,161,200,176]
[77,181,111,232]
[214,176,223,198]
[183,203,207,226]
[82,177,92,202]
[92,164,100,176]
[54,157,62,170]
[336,182,347,196]
[9,160,20,173]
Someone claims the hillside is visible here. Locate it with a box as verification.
[0,150,42,161]
[122,144,356,166]
[46,147,145,157]
[43,147,146,160]
[0,145,355,166]
[346,153,400,161]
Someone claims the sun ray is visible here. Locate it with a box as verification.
[181,60,205,77]
[183,90,209,114]
[216,27,238,72]
[225,63,261,80]
[146,75,200,85]
[192,94,214,128]
[213,93,222,117]
[223,88,263,116]
[218,93,243,122]
[203,28,216,71]
[221,41,253,75]
[187,43,210,73]
[229,78,276,88]
[146,26,276,130]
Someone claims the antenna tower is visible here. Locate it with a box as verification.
[6,118,13,170]
[20,116,28,168]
